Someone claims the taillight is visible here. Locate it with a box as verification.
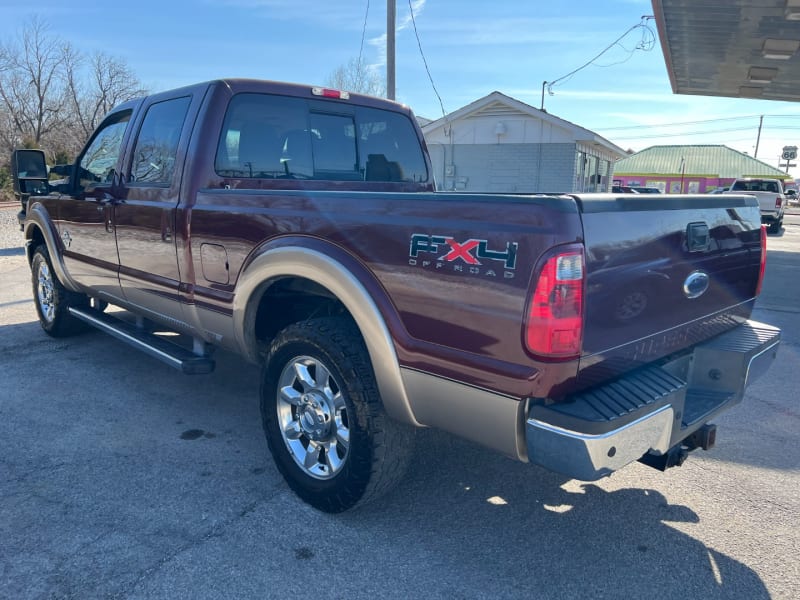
[525,247,585,359]
[775,197,782,209]
[755,224,767,296]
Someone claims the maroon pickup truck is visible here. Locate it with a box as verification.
[12,79,780,512]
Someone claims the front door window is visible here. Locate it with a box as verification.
[78,111,131,190]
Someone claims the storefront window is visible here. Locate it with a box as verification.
[574,151,585,191]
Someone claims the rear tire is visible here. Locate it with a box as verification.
[769,220,782,234]
[31,245,88,337]
[260,317,414,513]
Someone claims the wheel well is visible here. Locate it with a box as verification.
[27,226,45,263]
[254,277,350,345]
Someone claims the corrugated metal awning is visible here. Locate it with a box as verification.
[653,0,800,102]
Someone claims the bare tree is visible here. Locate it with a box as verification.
[0,16,73,151]
[67,52,146,141]
[0,16,146,165]
[326,57,386,97]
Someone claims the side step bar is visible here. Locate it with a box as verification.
[69,307,215,375]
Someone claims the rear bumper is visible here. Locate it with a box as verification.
[525,319,780,480]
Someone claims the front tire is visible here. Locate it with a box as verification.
[260,317,413,513]
[31,245,87,337]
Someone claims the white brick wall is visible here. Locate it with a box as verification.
[430,143,577,193]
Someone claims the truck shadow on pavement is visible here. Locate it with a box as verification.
[0,321,774,599]
[355,428,772,599]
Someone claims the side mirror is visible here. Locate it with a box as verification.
[50,164,71,177]
[786,189,796,198]
[11,149,49,197]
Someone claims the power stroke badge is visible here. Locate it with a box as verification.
[408,234,518,278]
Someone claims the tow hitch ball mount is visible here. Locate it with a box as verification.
[638,424,717,472]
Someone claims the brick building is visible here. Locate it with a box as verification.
[420,91,625,193]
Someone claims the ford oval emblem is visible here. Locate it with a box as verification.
[683,271,710,299]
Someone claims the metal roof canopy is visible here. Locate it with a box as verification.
[614,144,792,178]
[653,0,800,101]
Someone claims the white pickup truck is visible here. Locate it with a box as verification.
[725,178,787,233]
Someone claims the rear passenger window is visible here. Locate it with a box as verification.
[130,96,191,185]
[215,93,428,183]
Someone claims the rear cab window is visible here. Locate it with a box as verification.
[731,180,780,192]
[215,93,428,185]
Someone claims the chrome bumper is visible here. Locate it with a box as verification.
[527,405,675,481]
[525,320,780,480]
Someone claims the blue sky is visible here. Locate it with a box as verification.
[4,0,800,176]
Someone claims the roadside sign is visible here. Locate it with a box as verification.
[782,145,797,160]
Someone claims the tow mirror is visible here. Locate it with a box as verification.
[11,149,49,197]
[50,164,71,177]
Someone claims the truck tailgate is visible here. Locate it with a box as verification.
[574,193,762,389]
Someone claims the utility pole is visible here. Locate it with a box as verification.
[387,0,396,100]
[754,115,764,158]
[680,156,686,194]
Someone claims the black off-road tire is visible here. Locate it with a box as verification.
[260,317,414,513]
[30,245,88,337]
[769,219,782,234]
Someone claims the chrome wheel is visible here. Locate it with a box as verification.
[262,318,414,512]
[276,355,350,480]
[36,261,56,323]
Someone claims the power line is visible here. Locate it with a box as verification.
[596,113,800,132]
[542,16,656,109]
[596,115,761,131]
[616,126,757,140]
[612,121,800,141]
[407,0,447,119]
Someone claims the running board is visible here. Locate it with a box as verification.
[68,307,215,375]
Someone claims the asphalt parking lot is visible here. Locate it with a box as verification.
[1,205,798,599]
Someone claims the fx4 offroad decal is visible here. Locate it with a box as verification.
[408,234,518,278]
